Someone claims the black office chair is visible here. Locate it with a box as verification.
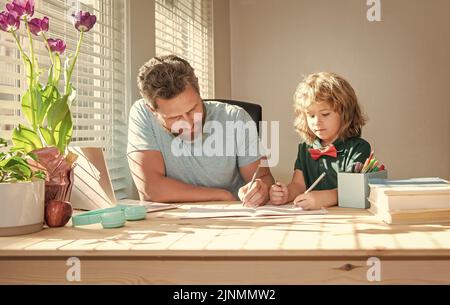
[203,99,262,135]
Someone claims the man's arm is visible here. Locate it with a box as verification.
[128,150,237,203]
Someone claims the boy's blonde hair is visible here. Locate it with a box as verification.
[293,72,367,145]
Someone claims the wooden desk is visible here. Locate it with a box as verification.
[1,202,450,284]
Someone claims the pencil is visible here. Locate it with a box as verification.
[361,151,374,173]
[242,165,262,206]
[304,172,326,194]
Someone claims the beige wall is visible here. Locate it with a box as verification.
[129,0,155,103]
[127,0,156,198]
[229,0,450,182]
[213,0,232,98]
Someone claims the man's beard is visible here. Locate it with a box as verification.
[171,112,206,142]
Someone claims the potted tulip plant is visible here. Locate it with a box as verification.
[0,0,97,227]
[0,138,46,236]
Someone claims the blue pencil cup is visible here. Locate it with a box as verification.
[338,170,388,209]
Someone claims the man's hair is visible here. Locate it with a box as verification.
[293,72,367,145]
[137,55,200,109]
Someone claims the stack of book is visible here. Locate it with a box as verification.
[368,177,450,225]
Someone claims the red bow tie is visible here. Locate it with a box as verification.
[309,144,338,160]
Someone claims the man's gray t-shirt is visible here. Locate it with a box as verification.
[127,99,261,197]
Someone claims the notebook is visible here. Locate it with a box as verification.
[69,147,178,212]
[369,177,449,188]
[368,177,450,224]
[368,177,450,211]
[181,204,328,219]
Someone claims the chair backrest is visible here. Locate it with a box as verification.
[203,99,262,134]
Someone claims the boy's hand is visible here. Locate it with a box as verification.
[238,179,268,207]
[269,182,289,205]
[293,191,321,210]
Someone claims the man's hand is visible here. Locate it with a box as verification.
[238,179,269,207]
[269,182,289,205]
[293,191,322,210]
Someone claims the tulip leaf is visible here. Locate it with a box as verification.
[64,56,71,94]
[67,84,77,105]
[39,126,55,146]
[24,57,33,87]
[47,64,54,85]
[21,88,41,130]
[47,95,69,131]
[42,84,61,102]
[32,89,42,130]
[37,85,59,125]
[55,112,73,154]
[34,60,41,85]
[21,90,32,125]
[12,124,43,153]
[52,53,62,85]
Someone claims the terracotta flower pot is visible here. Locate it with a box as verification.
[44,166,75,205]
[29,147,77,228]
[44,167,75,227]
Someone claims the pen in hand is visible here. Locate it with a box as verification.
[304,172,326,194]
[294,172,326,206]
[242,165,261,206]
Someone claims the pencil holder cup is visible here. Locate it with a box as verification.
[338,170,388,209]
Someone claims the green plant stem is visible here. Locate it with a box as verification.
[41,32,54,66]
[65,30,84,94]
[42,32,59,86]
[11,31,29,61]
[12,30,37,130]
[11,31,32,85]
[24,18,41,131]
[24,17,38,87]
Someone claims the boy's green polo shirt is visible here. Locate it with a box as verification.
[294,137,371,190]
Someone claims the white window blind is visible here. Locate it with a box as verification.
[0,0,130,199]
[155,0,214,99]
